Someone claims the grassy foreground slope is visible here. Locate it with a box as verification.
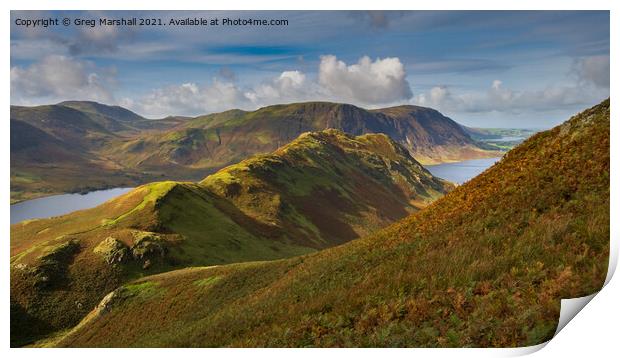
[57,99,609,347]
[11,130,452,346]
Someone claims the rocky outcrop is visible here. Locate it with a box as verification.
[93,232,167,270]
[93,237,129,265]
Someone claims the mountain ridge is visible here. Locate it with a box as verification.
[11,100,499,203]
[10,129,454,346]
[58,101,146,122]
[48,99,609,348]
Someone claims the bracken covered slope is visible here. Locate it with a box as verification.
[55,99,609,348]
[10,130,452,346]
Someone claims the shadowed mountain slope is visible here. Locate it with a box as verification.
[10,102,183,202]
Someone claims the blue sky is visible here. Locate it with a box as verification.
[10,10,610,128]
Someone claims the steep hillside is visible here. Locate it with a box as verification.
[53,99,609,348]
[9,118,137,203]
[371,105,494,163]
[10,102,183,202]
[115,102,498,174]
[10,130,453,346]
[10,119,87,164]
[10,104,121,148]
[58,101,187,131]
[11,101,496,202]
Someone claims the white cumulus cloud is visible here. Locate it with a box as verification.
[128,71,320,118]
[129,80,251,118]
[318,55,412,105]
[246,70,324,105]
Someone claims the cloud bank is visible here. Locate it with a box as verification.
[11,55,116,105]
[11,53,609,121]
[573,55,610,89]
[412,53,609,116]
[412,79,605,115]
[125,55,413,117]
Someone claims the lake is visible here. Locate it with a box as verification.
[10,187,133,225]
[10,157,501,224]
[424,157,501,184]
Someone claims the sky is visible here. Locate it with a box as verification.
[10,10,610,128]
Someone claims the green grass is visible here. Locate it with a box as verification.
[11,171,40,184]
[465,127,537,140]
[102,181,178,226]
[194,276,222,288]
[156,183,316,266]
[123,281,164,300]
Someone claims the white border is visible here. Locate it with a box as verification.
[3,1,616,357]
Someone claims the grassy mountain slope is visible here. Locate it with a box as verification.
[58,101,188,131]
[59,101,146,123]
[9,113,144,203]
[370,105,497,163]
[11,104,121,148]
[54,99,609,348]
[10,130,453,346]
[115,102,499,174]
[11,101,496,202]
[10,102,182,202]
[10,119,88,165]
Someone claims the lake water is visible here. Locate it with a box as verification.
[10,157,501,225]
[10,187,133,225]
[425,157,501,184]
